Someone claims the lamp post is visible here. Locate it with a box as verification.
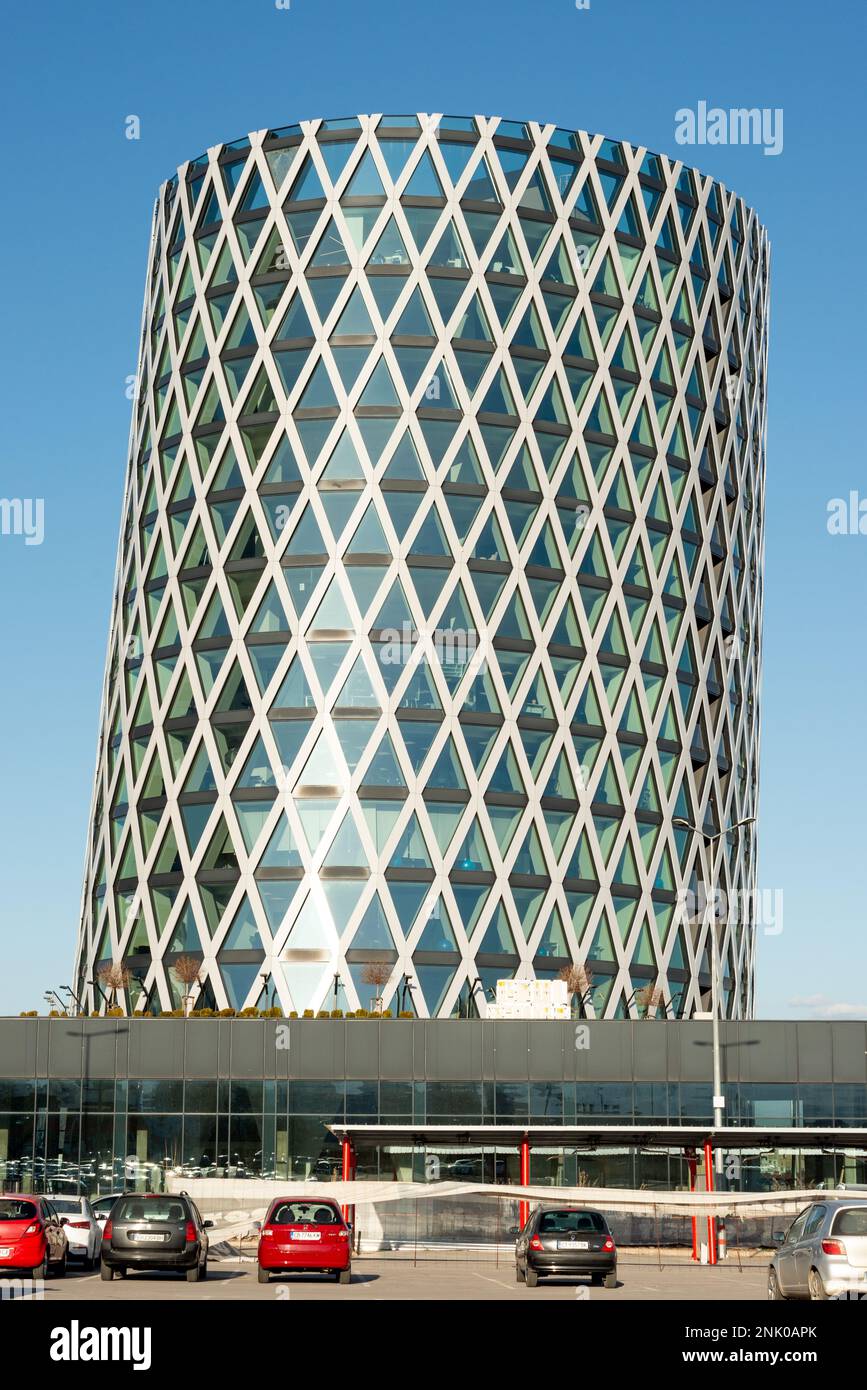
[60,985,84,1015]
[398,974,415,1014]
[673,816,756,1164]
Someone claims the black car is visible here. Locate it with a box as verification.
[515,1206,617,1288]
[100,1193,212,1282]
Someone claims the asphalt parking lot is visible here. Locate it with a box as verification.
[9,1256,768,1301]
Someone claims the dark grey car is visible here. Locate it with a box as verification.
[100,1193,212,1282]
[515,1206,618,1288]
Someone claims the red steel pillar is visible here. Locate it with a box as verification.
[519,1136,531,1228]
[686,1148,698,1261]
[703,1139,717,1265]
[341,1135,355,1227]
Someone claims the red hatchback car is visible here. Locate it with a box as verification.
[257,1198,352,1284]
[0,1194,68,1278]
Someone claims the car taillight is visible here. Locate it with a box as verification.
[185,1221,196,1242]
[822,1238,846,1256]
[103,1220,113,1240]
[23,1221,43,1236]
[530,1236,543,1250]
[603,1237,615,1252]
[262,1228,273,1237]
[68,1221,91,1229]
[337,1229,349,1239]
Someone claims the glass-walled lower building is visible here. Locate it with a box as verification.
[1,1018,865,1197]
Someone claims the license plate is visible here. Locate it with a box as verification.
[0,1247,11,1258]
[132,1232,165,1243]
[290,1230,321,1241]
[558,1240,590,1249]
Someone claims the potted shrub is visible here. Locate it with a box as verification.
[635,982,664,1020]
[170,955,203,1017]
[559,963,595,1018]
[97,960,131,1013]
[361,959,392,1014]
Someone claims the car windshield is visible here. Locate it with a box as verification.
[833,1208,867,1236]
[269,1202,342,1225]
[538,1210,606,1235]
[52,1200,85,1214]
[0,1199,37,1221]
[113,1198,187,1223]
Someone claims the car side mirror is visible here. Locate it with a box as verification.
[346,1222,353,1232]
[60,1217,69,1225]
[253,1220,262,1231]
[508,1225,520,1235]
[203,1220,213,1229]
[772,1230,785,1245]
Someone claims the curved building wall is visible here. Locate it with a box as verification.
[74,113,768,1020]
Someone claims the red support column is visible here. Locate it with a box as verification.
[519,1136,530,1228]
[686,1148,698,1262]
[341,1136,355,1227]
[703,1139,717,1265]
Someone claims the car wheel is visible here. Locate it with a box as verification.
[186,1263,202,1283]
[808,1268,829,1301]
[338,1267,351,1285]
[31,1257,47,1282]
[767,1268,785,1300]
[200,1260,208,1280]
[99,1260,114,1281]
[257,1265,270,1284]
[55,1251,67,1278]
[604,1271,617,1289]
[526,1269,539,1287]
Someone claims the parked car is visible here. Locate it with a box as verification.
[514,1206,617,1288]
[100,1193,212,1282]
[91,1193,125,1227]
[0,1194,68,1278]
[49,1197,102,1268]
[256,1198,352,1284]
[768,1198,867,1300]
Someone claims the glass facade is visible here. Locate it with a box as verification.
[74,113,768,1021]
[2,1077,864,1196]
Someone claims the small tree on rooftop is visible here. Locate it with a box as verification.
[635,982,664,1020]
[559,963,594,1018]
[97,961,131,1013]
[171,955,202,1017]
[361,960,392,1013]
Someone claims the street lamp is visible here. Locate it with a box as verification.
[398,974,415,1014]
[673,815,756,1163]
[60,985,84,1015]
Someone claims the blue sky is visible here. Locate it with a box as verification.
[0,0,864,1017]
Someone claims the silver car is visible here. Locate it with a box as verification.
[768,1198,867,1300]
[49,1196,102,1268]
